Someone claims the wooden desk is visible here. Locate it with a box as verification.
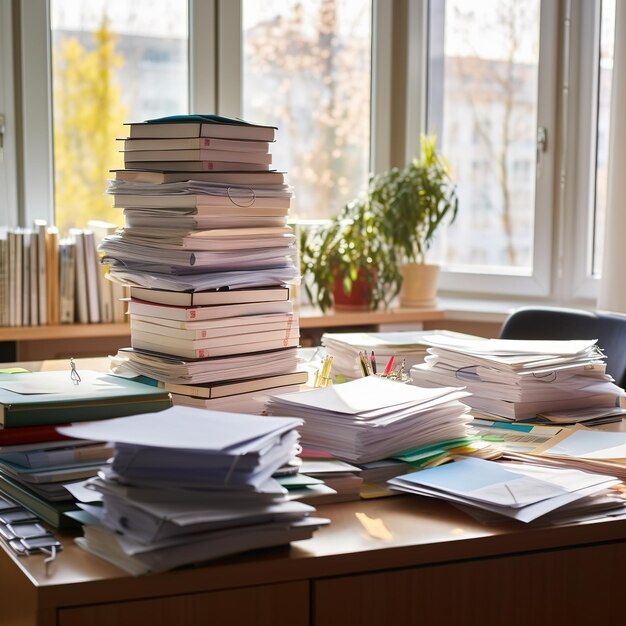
[1,495,626,626]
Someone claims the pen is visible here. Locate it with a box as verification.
[370,351,377,375]
[383,355,395,377]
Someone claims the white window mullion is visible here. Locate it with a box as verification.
[19,0,53,226]
[0,0,18,225]
[216,0,242,117]
[371,0,393,173]
[561,0,601,303]
[190,0,218,114]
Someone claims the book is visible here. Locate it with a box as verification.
[129,285,290,307]
[33,220,48,326]
[0,423,71,446]
[130,317,296,340]
[0,370,172,428]
[151,370,308,400]
[118,346,300,385]
[46,225,60,325]
[170,385,301,409]
[88,220,118,323]
[126,117,277,142]
[113,194,290,209]
[130,311,294,331]
[70,230,89,323]
[123,160,271,172]
[21,230,30,326]
[0,471,80,528]
[83,230,101,323]
[132,325,299,351]
[111,169,287,185]
[123,149,273,165]
[127,298,293,322]
[121,137,271,153]
[132,334,300,360]
[0,442,113,470]
[28,229,38,325]
[59,238,77,323]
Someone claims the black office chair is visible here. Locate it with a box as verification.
[499,306,626,389]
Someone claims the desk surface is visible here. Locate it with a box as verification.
[3,494,626,626]
[2,358,626,626]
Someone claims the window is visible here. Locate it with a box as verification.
[5,0,618,311]
[427,0,549,290]
[241,0,373,220]
[49,0,189,233]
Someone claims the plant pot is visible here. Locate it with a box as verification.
[332,269,373,311]
[399,263,440,308]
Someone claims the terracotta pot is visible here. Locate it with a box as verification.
[332,268,373,311]
[399,263,440,308]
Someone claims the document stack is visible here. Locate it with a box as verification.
[321,330,477,381]
[0,369,171,527]
[410,335,626,423]
[59,407,329,574]
[266,375,472,463]
[321,331,432,380]
[388,456,626,524]
[101,115,306,411]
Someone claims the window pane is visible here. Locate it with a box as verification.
[241,0,372,220]
[592,0,616,276]
[50,0,189,233]
[428,0,540,275]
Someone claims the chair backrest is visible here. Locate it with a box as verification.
[499,306,626,389]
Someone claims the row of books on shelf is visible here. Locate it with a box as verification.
[0,220,127,327]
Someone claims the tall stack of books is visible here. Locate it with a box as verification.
[101,115,306,412]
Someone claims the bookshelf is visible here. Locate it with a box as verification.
[0,307,446,361]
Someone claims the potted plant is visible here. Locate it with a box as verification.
[372,134,458,307]
[299,195,401,313]
[300,134,457,312]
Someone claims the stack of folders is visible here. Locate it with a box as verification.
[266,376,473,464]
[410,335,626,423]
[101,114,307,411]
[0,370,171,527]
[388,457,626,524]
[58,407,329,575]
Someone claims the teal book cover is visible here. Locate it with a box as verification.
[0,370,172,428]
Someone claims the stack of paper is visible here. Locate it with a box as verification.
[410,335,625,422]
[321,331,430,380]
[266,376,472,463]
[58,407,329,574]
[388,456,623,523]
[101,116,306,412]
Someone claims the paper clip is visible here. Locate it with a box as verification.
[70,358,81,385]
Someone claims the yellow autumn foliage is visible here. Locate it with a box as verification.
[52,17,127,234]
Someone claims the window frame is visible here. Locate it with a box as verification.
[0,0,19,225]
[420,0,560,300]
[5,0,613,314]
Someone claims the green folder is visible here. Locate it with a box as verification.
[0,370,172,428]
